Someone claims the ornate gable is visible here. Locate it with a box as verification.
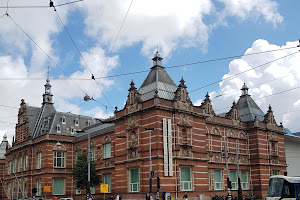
[173,77,193,111]
[200,93,215,115]
[125,80,142,114]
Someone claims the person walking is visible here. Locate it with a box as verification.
[183,193,188,200]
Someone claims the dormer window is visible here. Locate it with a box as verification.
[70,127,75,134]
[62,116,66,124]
[57,125,61,133]
[74,118,79,126]
[87,120,91,126]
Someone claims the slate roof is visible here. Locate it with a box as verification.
[74,122,114,142]
[138,52,177,102]
[236,83,265,122]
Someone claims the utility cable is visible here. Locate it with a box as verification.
[189,51,300,93]
[212,70,300,99]
[0,46,298,81]
[53,5,113,109]
[92,0,133,106]
[6,13,93,100]
[0,0,85,9]
[214,85,300,112]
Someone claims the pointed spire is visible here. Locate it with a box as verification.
[205,92,211,102]
[3,134,7,142]
[179,77,187,88]
[128,80,136,91]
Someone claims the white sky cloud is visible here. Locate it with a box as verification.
[0,0,289,142]
[209,39,300,132]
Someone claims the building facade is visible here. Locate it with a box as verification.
[1,53,286,200]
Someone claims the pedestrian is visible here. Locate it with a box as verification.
[116,194,120,200]
[183,192,188,200]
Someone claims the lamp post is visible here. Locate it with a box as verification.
[87,132,91,199]
[145,128,154,196]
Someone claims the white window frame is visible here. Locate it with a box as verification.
[90,186,95,194]
[241,171,249,190]
[75,188,81,195]
[180,166,192,191]
[13,158,17,173]
[8,161,11,175]
[23,154,28,171]
[53,179,65,195]
[104,174,111,193]
[36,179,41,196]
[61,116,66,124]
[57,125,61,133]
[23,178,27,196]
[129,168,139,192]
[103,143,111,159]
[70,126,75,134]
[90,147,95,162]
[75,118,79,126]
[36,152,41,169]
[230,170,238,190]
[214,169,223,190]
[18,157,22,172]
[54,151,65,168]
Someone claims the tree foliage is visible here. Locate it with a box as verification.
[72,152,101,191]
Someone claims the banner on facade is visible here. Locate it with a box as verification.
[167,119,173,176]
[163,118,169,176]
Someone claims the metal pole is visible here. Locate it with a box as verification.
[87,132,91,198]
[146,128,154,196]
[236,142,243,200]
[224,141,232,200]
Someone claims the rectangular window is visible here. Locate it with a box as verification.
[208,169,211,190]
[230,170,238,190]
[241,171,248,190]
[23,154,28,171]
[8,161,11,175]
[53,179,65,195]
[18,157,22,172]
[54,151,65,168]
[62,116,66,124]
[13,159,16,173]
[104,174,111,193]
[180,166,192,191]
[23,178,27,196]
[7,183,11,197]
[90,147,95,161]
[57,125,61,133]
[36,179,41,196]
[37,152,41,169]
[214,169,223,190]
[129,168,139,192]
[75,118,79,126]
[104,143,111,159]
[272,170,279,176]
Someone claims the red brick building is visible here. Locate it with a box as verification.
[1,52,286,200]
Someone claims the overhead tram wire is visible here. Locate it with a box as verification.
[0,45,298,81]
[189,50,300,94]
[92,0,133,101]
[211,70,300,99]
[52,3,113,109]
[5,13,100,108]
[0,0,85,8]
[213,85,300,113]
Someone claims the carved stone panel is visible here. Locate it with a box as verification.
[178,113,192,127]
[180,145,192,157]
[239,156,249,164]
[103,159,111,167]
[127,116,138,130]
[212,153,222,162]
[127,147,139,159]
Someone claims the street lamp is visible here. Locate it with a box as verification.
[145,128,154,195]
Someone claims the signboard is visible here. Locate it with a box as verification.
[43,186,51,192]
[163,118,168,176]
[167,119,173,176]
[100,184,108,193]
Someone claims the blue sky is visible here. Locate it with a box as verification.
[1,0,300,143]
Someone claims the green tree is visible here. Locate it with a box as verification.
[72,152,100,194]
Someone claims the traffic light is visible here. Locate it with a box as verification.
[157,177,160,189]
[32,188,37,194]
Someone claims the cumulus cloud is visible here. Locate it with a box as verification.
[206,39,300,132]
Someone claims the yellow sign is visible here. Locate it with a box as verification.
[43,186,51,192]
[100,184,108,193]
